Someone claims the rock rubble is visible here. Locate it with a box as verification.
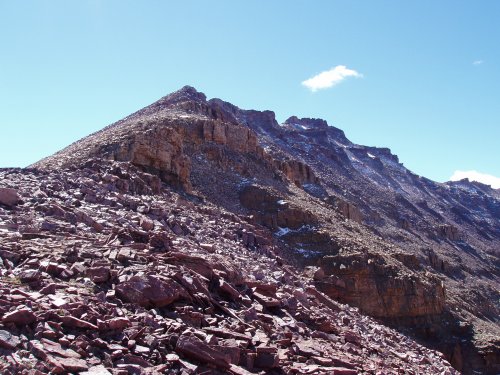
[0,162,458,374]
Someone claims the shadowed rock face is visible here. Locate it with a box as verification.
[317,253,445,319]
[27,86,500,374]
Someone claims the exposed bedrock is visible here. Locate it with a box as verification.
[316,252,445,319]
[238,185,316,230]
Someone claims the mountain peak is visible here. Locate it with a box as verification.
[160,85,207,105]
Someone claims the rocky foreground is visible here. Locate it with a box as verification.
[0,162,458,374]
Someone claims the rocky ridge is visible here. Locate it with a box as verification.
[2,85,498,373]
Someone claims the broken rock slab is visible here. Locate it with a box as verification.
[0,187,20,207]
[0,330,21,350]
[175,333,232,369]
[115,274,185,307]
[2,307,37,325]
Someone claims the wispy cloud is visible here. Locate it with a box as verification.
[472,60,483,66]
[450,170,500,189]
[302,65,363,92]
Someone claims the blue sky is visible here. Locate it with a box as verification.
[1,1,499,186]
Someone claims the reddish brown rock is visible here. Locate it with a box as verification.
[438,225,460,241]
[175,333,231,368]
[87,266,110,283]
[317,253,445,319]
[60,316,98,330]
[254,346,279,369]
[2,308,37,325]
[80,365,112,375]
[105,317,131,330]
[0,187,20,207]
[115,275,184,307]
[337,200,363,223]
[0,86,484,375]
[0,330,21,349]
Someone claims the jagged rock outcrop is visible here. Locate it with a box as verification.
[109,126,192,191]
[276,159,319,187]
[337,200,363,223]
[317,253,445,319]
[239,185,316,230]
[438,224,460,241]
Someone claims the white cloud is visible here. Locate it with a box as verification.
[450,170,500,189]
[302,65,363,92]
[473,60,483,66]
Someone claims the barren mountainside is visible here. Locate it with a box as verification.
[1,86,498,374]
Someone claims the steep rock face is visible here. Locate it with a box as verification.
[283,116,349,144]
[104,126,192,191]
[438,224,460,241]
[284,116,328,130]
[239,185,316,230]
[276,159,319,187]
[209,98,281,136]
[337,199,363,223]
[317,253,445,319]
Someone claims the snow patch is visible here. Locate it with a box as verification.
[275,227,291,237]
[295,247,322,258]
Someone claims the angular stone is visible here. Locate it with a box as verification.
[203,327,252,342]
[87,266,110,283]
[330,367,358,375]
[19,269,42,283]
[3,307,37,325]
[40,338,81,358]
[58,357,89,372]
[0,187,20,207]
[140,216,155,231]
[253,292,280,308]
[115,274,184,307]
[117,248,135,262]
[254,346,279,369]
[60,316,98,330]
[149,231,171,251]
[229,364,254,375]
[344,330,362,346]
[0,330,21,349]
[106,317,131,330]
[175,334,231,369]
[200,243,215,253]
[218,279,241,301]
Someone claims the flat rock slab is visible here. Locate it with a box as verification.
[115,274,184,307]
[2,308,37,325]
[0,330,21,350]
[80,365,112,375]
[176,333,231,369]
